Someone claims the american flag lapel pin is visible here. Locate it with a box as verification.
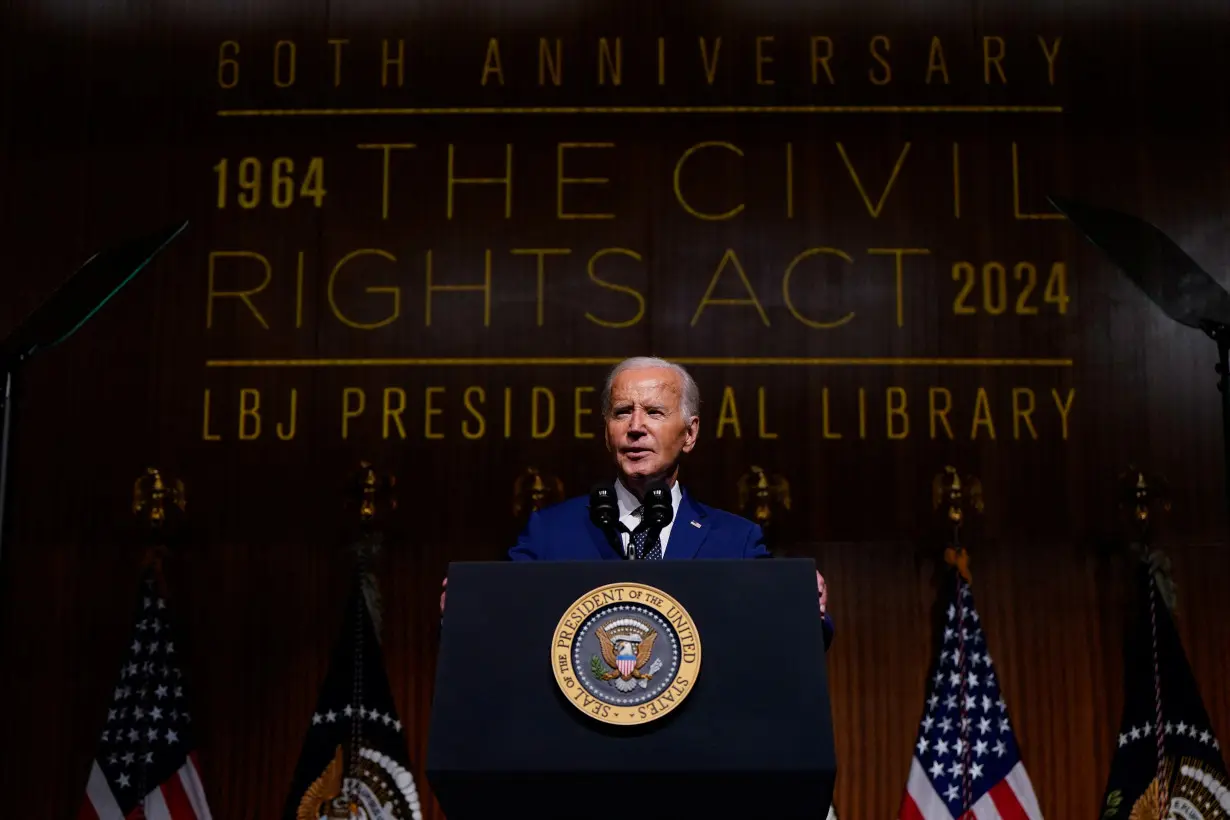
[690,520,701,528]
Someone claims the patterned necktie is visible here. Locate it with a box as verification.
[629,506,663,560]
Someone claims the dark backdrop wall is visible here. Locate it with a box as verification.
[1,0,1228,817]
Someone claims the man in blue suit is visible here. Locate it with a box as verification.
[500,356,833,645]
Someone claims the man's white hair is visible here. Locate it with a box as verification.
[601,356,701,419]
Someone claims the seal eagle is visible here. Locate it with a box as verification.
[595,627,658,682]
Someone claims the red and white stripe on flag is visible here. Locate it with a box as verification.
[78,752,212,820]
[897,582,1045,820]
[899,758,1044,820]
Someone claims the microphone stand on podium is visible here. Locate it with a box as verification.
[0,222,188,572]
[587,483,623,556]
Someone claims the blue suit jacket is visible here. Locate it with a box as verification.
[508,490,834,647]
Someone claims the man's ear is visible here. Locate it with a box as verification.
[681,416,700,453]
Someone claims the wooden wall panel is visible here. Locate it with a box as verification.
[0,1,1228,817]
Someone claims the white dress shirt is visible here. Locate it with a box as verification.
[612,479,683,558]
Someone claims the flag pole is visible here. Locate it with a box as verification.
[347,460,397,641]
[1116,465,1175,817]
[344,460,396,797]
[131,467,187,818]
[931,465,984,820]
[132,467,187,582]
[931,465,983,587]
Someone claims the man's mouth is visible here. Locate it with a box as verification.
[622,448,653,460]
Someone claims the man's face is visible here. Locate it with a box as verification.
[604,367,699,487]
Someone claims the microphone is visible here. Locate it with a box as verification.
[588,483,629,559]
[642,479,674,528]
[588,483,619,530]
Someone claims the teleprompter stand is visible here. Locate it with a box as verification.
[0,222,188,570]
[1049,195,1230,533]
[427,558,836,818]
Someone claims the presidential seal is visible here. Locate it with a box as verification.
[296,745,422,820]
[551,582,701,726]
[1166,758,1230,820]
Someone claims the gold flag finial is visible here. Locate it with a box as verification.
[932,465,983,528]
[132,468,185,587]
[349,460,396,528]
[344,462,396,642]
[1117,464,1171,536]
[512,467,564,519]
[132,468,186,530]
[1116,465,1176,610]
[736,465,792,528]
[932,465,982,583]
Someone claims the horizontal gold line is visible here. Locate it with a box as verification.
[204,356,1074,368]
[216,104,1063,118]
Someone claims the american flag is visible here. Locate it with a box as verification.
[78,572,212,820]
[898,578,1044,820]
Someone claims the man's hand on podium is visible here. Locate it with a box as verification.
[440,577,447,614]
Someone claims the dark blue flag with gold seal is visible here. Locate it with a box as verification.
[282,566,422,820]
[1100,563,1229,819]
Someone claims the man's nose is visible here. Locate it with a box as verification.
[627,409,648,433]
